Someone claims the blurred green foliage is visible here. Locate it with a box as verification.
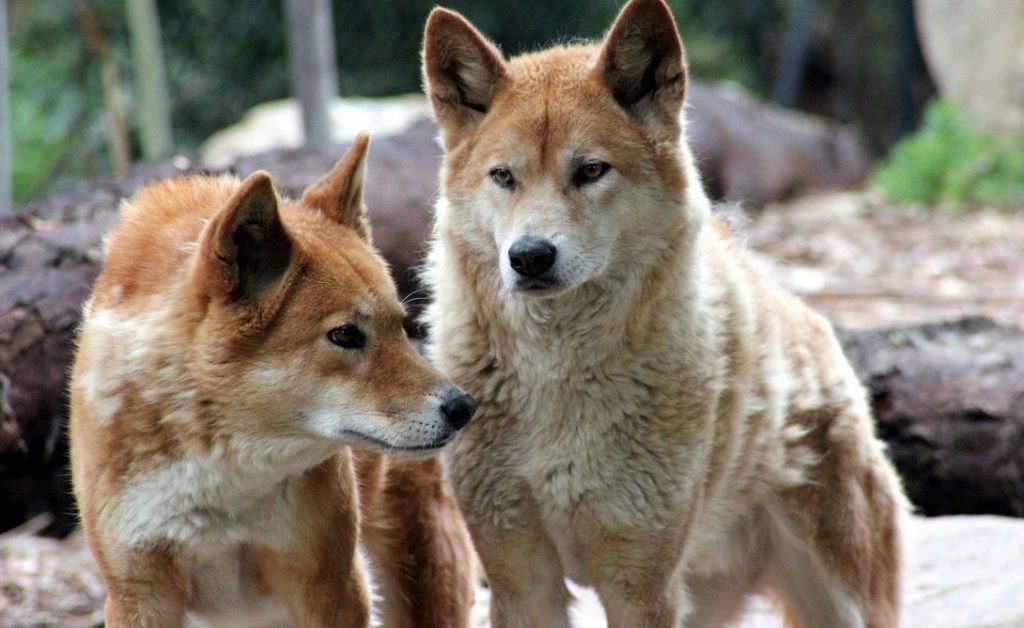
[873,100,1024,209]
[9,3,111,202]
[329,1,785,97]
[9,47,89,202]
[8,0,919,205]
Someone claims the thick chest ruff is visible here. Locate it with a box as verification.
[456,335,702,522]
[110,450,317,551]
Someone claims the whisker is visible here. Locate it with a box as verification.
[401,288,430,306]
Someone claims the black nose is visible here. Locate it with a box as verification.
[441,389,477,430]
[508,236,557,278]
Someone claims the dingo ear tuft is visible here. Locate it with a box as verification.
[423,8,507,150]
[301,131,372,243]
[596,0,687,135]
[198,171,291,301]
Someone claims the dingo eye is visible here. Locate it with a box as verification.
[490,167,515,190]
[573,161,610,187]
[327,324,366,349]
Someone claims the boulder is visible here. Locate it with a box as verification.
[687,82,870,206]
[200,94,433,167]
[915,0,1024,133]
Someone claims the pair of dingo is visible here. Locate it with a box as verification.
[71,0,906,625]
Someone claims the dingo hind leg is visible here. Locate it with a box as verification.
[766,408,904,628]
[358,455,476,628]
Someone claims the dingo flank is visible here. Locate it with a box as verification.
[70,135,476,627]
[421,1,907,626]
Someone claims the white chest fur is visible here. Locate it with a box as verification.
[114,448,321,550]
[112,448,336,622]
[448,336,710,582]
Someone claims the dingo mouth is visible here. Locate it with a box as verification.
[337,429,453,455]
[510,278,570,296]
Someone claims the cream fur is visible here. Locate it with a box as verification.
[422,2,907,626]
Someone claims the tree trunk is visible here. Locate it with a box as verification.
[125,0,173,159]
[284,0,337,149]
[914,0,1024,133]
[0,0,11,214]
[772,0,816,108]
[77,2,132,174]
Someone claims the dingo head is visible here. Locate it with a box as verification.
[424,0,696,298]
[189,134,476,456]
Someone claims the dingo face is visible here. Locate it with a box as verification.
[424,5,688,298]
[185,134,475,455]
[80,134,474,460]
[195,223,469,456]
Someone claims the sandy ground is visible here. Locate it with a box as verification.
[742,192,1024,330]
[3,514,1023,627]
[473,516,1024,627]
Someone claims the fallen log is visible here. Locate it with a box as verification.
[839,317,1024,517]
[687,81,870,205]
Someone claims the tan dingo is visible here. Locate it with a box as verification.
[70,135,476,627]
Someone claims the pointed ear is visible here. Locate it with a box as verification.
[300,132,372,242]
[423,8,508,150]
[596,0,687,135]
[198,171,291,301]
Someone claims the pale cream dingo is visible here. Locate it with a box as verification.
[421,1,907,626]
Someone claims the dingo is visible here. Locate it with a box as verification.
[422,1,906,626]
[70,135,476,627]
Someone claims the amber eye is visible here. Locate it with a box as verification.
[573,161,611,187]
[327,323,366,350]
[490,167,515,189]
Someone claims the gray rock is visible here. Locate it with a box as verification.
[915,0,1024,133]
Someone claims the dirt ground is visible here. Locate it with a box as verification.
[741,191,1024,330]
[5,514,1023,627]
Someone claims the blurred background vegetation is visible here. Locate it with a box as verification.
[874,100,1024,209]
[6,0,1022,208]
